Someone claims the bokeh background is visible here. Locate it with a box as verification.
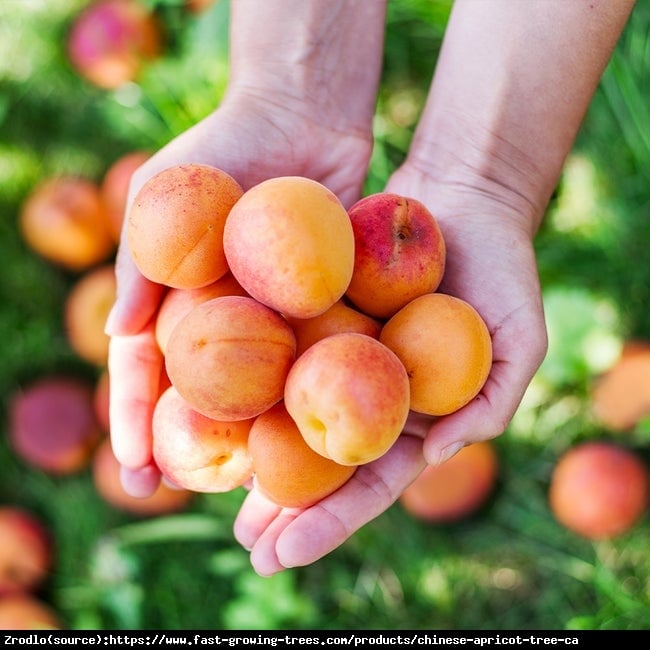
[1,0,649,631]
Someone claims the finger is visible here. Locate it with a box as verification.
[108,324,163,470]
[233,488,285,551]
[247,434,425,576]
[120,463,161,498]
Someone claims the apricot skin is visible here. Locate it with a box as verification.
[248,402,357,508]
[165,295,296,421]
[127,163,243,289]
[284,332,410,466]
[0,594,62,630]
[223,176,355,319]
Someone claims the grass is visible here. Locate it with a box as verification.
[1,0,649,631]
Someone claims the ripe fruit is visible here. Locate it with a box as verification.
[345,193,446,319]
[590,340,650,431]
[0,507,52,597]
[248,402,357,508]
[286,299,382,357]
[19,175,115,272]
[8,376,102,474]
[0,594,62,630]
[548,441,649,540]
[64,264,116,367]
[94,369,111,433]
[92,438,193,516]
[284,332,410,466]
[100,150,150,242]
[380,293,492,416]
[127,163,243,289]
[223,176,355,318]
[165,295,296,421]
[152,386,254,493]
[67,0,163,89]
[155,272,249,354]
[400,442,499,522]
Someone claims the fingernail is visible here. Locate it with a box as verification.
[438,442,464,465]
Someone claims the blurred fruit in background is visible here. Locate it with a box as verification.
[0,594,62,630]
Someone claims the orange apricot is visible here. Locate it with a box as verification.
[248,402,357,508]
[127,163,243,289]
[380,293,492,416]
[0,594,62,630]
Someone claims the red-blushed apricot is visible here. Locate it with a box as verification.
[155,272,249,354]
[92,438,193,516]
[345,192,446,319]
[548,441,649,540]
[590,340,650,431]
[165,295,296,421]
[100,150,151,242]
[249,402,357,508]
[67,0,163,90]
[284,332,410,466]
[380,293,492,416]
[127,163,243,289]
[8,376,102,475]
[152,386,254,493]
[223,176,355,319]
[0,507,53,597]
[0,594,62,630]
[19,175,115,272]
[400,442,499,523]
[285,299,382,357]
[64,264,116,367]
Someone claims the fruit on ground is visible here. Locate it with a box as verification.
[399,441,499,522]
[223,176,355,319]
[0,594,62,630]
[152,386,254,493]
[19,175,115,272]
[284,332,410,466]
[155,272,249,354]
[345,192,446,319]
[64,263,116,367]
[285,299,382,357]
[0,507,53,597]
[590,340,650,431]
[380,293,492,416]
[8,376,102,474]
[248,402,357,508]
[100,150,151,242]
[127,163,243,289]
[92,438,193,516]
[548,441,649,540]
[67,0,163,90]
[165,295,296,421]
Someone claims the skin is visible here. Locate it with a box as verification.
[105,0,635,575]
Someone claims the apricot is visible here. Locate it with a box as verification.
[8,376,102,474]
[380,293,492,416]
[248,402,357,508]
[0,594,62,630]
[64,264,116,367]
[400,441,499,522]
[284,332,410,466]
[165,295,296,421]
[100,150,150,242]
[590,340,650,431]
[94,369,111,433]
[549,441,649,540]
[285,299,382,357]
[92,438,193,516]
[155,272,249,354]
[127,163,243,289]
[67,0,163,90]
[0,507,53,597]
[223,176,355,319]
[152,386,254,493]
[19,175,115,272]
[345,192,446,319]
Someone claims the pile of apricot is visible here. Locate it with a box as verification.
[127,163,494,508]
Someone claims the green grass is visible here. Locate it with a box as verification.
[1,0,649,631]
